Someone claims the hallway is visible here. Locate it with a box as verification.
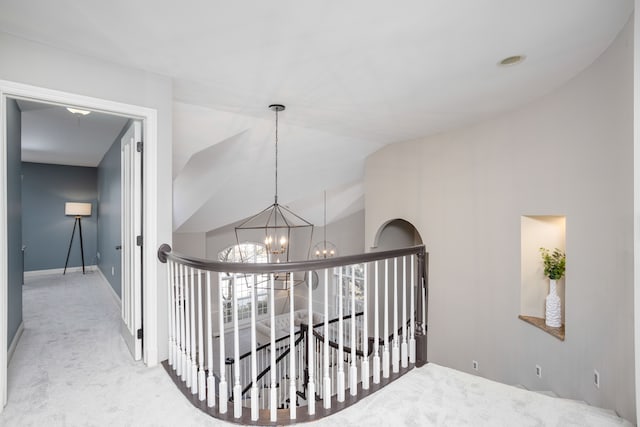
[2,271,213,426]
[0,271,632,426]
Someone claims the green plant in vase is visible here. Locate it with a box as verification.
[539,247,565,328]
[539,247,566,280]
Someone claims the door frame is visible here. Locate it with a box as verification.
[0,80,160,408]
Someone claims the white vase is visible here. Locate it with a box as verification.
[545,279,562,328]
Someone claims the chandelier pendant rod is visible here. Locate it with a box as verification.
[274,106,279,205]
[324,191,327,252]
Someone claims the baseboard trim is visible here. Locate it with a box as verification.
[24,265,97,278]
[7,321,24,363]
[96,267,121,309]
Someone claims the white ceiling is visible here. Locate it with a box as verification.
[0,1,633,232]
[17,100,129,167]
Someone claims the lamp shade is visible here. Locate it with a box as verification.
[65,202,92,216]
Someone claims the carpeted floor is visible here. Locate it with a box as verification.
[0,271,632,426]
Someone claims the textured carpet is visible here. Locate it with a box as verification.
[0,271,632,426]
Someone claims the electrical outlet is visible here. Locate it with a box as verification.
[535,365,542,378]
[594,370,600,388]
[472,360,479,371]
[111,266,115,276]
[97,252,101,260]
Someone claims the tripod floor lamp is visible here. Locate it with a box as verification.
[63,202,92,275]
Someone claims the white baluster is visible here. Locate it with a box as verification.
[401,256,408,369]
[181,264,188,381]
[308,270,315,415]
[184,266,191,385]
[362,262,369,390]
[172,261,179,369]
[206,272,216,407]
[269,274,277,422]
[337,267,345,402]
[409,255,416,364]
[167,260,173,367]
[382,259,390,379]
[289,273,297,420]
[323,268,331,409]
[392,258,400,374]
[373,261,380,384]
[251,275,259,421]
[349,266,357,396]
[176,264,182,377]
[190,267,198,394]
[233,275,242,418]
[197,270,206,400]
[218,271,228,414]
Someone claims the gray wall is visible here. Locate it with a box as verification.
[97,126,126,297]
[173,232,206,258]
[7,99,22,349]
[22,162,97,271]
[365,19,634,422]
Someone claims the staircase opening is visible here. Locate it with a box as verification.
[158,242,428,424]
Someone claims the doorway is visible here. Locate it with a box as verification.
[0,80,160,409]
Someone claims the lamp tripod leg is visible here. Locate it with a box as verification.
[63,218,78,275]
[78,217,85,274]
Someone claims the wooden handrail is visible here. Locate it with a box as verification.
[158,243,426,274]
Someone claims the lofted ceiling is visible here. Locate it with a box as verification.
[0,1,633,232]
[17,100,129,167]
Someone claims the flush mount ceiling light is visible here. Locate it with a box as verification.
[66,107,91,116]
[498,55,526,67]
[234,104,314,264]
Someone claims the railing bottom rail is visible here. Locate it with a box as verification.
[162,360,417,425]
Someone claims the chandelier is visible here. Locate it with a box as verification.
[312,190,337,259]
[234,104,314,264]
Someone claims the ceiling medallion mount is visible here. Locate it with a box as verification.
[66,107,91,116]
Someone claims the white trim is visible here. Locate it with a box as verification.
[0,79,161,412]
[7,321,23,364]
[96,267,122,309]
[634,2,640,423]
[24,265,97,279]
[142,110,159,367]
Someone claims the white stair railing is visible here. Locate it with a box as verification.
[158,244,427,425]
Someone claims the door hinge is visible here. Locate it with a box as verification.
[137,328,143,340]
[136,141,143,152]
[136,235,143,247]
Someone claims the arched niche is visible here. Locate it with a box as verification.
[373,218,423,250]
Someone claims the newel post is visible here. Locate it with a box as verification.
[415,250,428,367]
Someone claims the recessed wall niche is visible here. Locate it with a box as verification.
[520,215,566,340]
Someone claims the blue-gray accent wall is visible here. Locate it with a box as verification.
[7,99,22,349]
[21,162,98,272]
[97,124,126,298]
